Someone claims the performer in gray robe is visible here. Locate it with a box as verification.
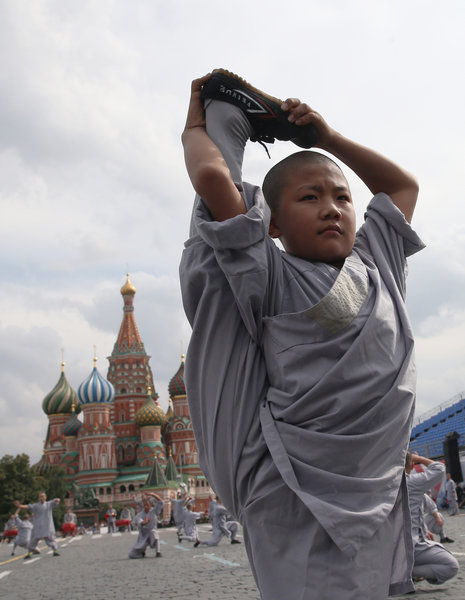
[15,492,60,558]
[445,474,459,515]
[180,76,424,599]
[170,490,189,539]
[105,504,117,533]
[423,494,454,543]
[179,503,204,544]
[11,510,34,556]
[128,495,163,559]
[195,500,240,547]
[405,452,458,585]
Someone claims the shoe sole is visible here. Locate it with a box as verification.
[204,68,285,118]
[201,68,318,148]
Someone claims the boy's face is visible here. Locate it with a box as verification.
[269,162,356,267]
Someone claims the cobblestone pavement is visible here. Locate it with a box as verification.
[0,523,259,600]
[1,515,465,599]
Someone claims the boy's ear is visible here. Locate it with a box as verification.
[269,214,281,239]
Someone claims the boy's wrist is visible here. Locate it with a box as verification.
[318,129,345,155]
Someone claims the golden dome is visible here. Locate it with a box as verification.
[121,274,136,296]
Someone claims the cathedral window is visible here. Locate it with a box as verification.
[120,485,126,493]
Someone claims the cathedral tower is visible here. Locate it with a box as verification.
[42,360,78,466]
[107,274,160,467]
[76,356,117,487]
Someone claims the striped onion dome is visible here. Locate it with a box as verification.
[63,405,82,437]
[77,358,115,405]
[168,355,185,398]
[42,363,78,416]
[33,452,55,475]
[135,387,167,427]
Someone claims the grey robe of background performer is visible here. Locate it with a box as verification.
[180,184,424,600]
[407,462,458,583]
[28,499,59,550]
[128,501,163,558]
[423,494,446,539]
[13,516,32,551]
[179,509,202,542]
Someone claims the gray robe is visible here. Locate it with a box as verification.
[28,500,58,539]
[171,498,186,525]
[13,516,32,548]
[128,502,163,558]
[180,508,202,541]
[407,462,458,583]
[180,187,423,599]
[423,494,445,538]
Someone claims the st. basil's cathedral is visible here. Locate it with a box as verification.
[36,275,212,517]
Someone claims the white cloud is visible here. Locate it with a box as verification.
[1,0,465,460]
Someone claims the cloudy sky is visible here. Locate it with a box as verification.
[1,0,465,462]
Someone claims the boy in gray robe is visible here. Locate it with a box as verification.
[405,452,458,585]
[170,490,189,540]
[179,500,204,544]
[194,498,240,547]
[11,509,35,556]
[180,69,423,599]
[105,504,117,533]
[445,473,459,515]
[15,492,60,559]
[128,493,163,559]
[423,494,454,543]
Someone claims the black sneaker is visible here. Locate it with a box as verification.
[193,540,200,548]
[231,539,241,544]
[201,69,318,149]
[24,554,31,560]
[156,552,162,558]
[53,550,60,556]
[440,536,454,543]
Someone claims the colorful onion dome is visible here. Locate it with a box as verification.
[33,452,55,475]
[121,273,136,296]
[78,357,115,405]
[42,362,78,415]
[168,355,185,398]
[135,387,167,427]
[63,404,82,437]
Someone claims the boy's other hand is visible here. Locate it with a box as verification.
[184,74,211,132]
[281,98,335,150]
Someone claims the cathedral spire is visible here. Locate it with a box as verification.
[114,274,144,353]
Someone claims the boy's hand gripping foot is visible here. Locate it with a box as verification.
[201,68,319,149]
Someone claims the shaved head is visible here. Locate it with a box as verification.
[262,151,345,214]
